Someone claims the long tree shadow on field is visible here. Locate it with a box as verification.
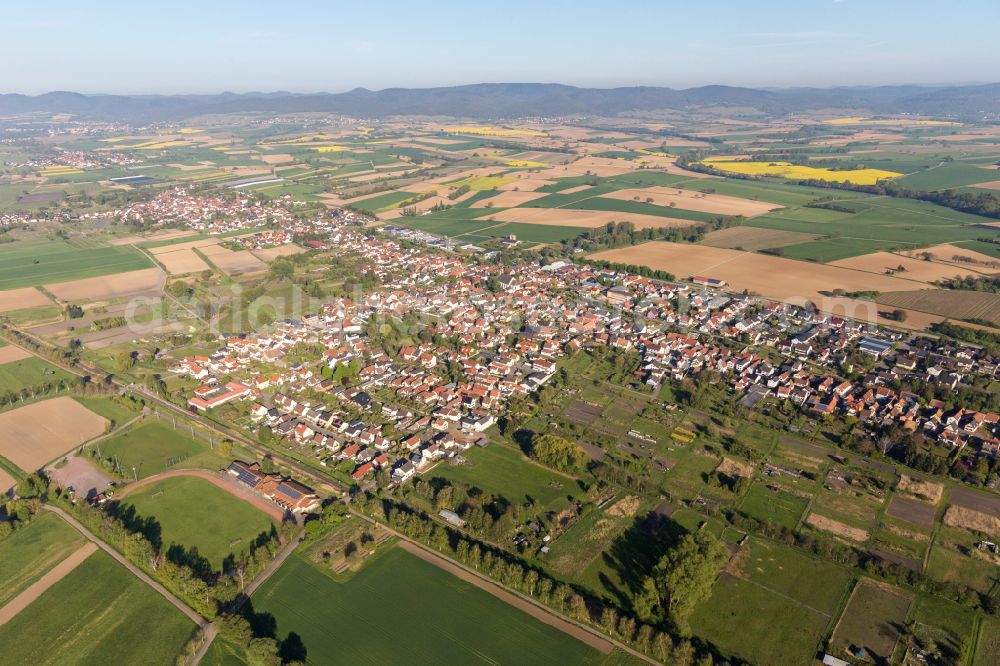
[597,510,687,611]
[241,599,308,662]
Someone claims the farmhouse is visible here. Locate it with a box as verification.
[226,460,320,512]
[691,275,727,287]
[188,381,252,411]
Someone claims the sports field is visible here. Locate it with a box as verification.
[94,419,225,478]
[252,546,609,665]
[0,550,194,664]
[0,240,153,290]
[119,474,276,568]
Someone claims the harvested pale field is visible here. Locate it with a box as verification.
[0,397,108,471]
[560,185,593,195]
[45,268,165,302]
[656,161,719,179]
[252,244,306,261]
[154,249,209,275]
[412,137,466,145]
[478,208,700,230]
[900,243,1000,270]
[111,230,194,245]
[0,346,32,364]
[876,289,1000,327]
[0,468,14,495]
[399,167,507,193]
[539,162,635,178]
[496,177,556,191]
[897,475,945,504]
[973,180,1000,190]
[378,191,478,220]
[600,186,782,217]
[198,245,266,276]
[260,153,295,165]
[831,252,989,282]
[589,242,922,304]
[166,163,212,172]
[717,457,755,479]
[605,496,641,518]
[700,226,819,250]
[470,191,548,208]
[148,239,218,255]
[943,506,1000,537]
[0,288,51,313]
[807,513,870,542]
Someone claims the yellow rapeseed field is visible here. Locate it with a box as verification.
[177,128,204,134]
[504,159,546,167]
[636,149,676,158]
[444,126,546,137]
[699,160,901,186]
[39,165,83,175]
[311,146,348,153]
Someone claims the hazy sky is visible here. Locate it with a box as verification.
[3,0,999,94]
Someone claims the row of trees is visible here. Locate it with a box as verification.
[58,495,288,618]
[353,493,727,665]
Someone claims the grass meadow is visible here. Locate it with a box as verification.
[430,443,582,513]
[0,355,74,394]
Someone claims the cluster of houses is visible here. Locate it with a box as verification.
[108,187,299,234]
[167,218,999,487]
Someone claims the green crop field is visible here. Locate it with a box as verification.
[120,475,276,568]
[897,163,996,190]
[0,239,153,290]
[0,355,74,394]
[690,573,831,666]
[253,546,608,665]
[545,196,716,222]
[95,420,225,478]
[430,443,581,513]
[0,550,194,664]
[678,179,861,207]
[348,191,417,211]
[746,194,1000,260]
[0,512,85,606]
[777,237,903,262]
